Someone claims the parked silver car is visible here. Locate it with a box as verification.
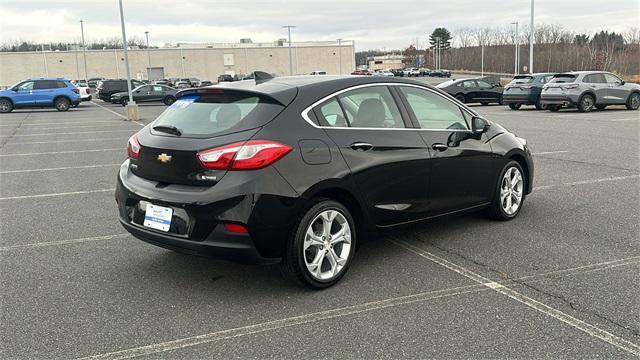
[540,71,640,112]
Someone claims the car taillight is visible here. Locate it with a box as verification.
[127,134,141,159]
[197,140,292,171]
[72,88,79,94]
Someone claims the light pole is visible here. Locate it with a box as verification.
[72,43,80,80]
[529,0,534,73]
[145,31,151,76]
[435,36,441,70]
[283,25,296,76]
[41,44,49,76]
[512,21,519,75]
[80,20,88,83]
[118,0,138,120]
[481,44,484,76]
[337,38,342,75]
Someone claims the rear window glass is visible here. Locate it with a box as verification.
[549,75,576,83]
[151,92,284,138]
[508,76,533,85]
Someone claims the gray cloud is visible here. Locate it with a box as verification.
[1,0,638,49]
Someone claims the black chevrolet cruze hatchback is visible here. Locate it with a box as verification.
[116,74,534,288]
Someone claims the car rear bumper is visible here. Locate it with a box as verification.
[502,94,537,104]
[540,95,578,106]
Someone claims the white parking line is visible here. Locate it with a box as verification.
[6,137,127,145]
[534,175,640,191]
[0,120,124,127]
[0,148,121,157]
[0,188,114,201]
[390,239,640,356]
[70,253,640,360]
[14,124,135,131]
[0,234,130,251]
[532,150,569,155]
[3,129,135,137]
[90,101,146,127]
[0,163,120,174]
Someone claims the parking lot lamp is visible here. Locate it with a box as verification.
[283,25,296,76]
[512,21,519,75]
[481,44,484,76]
[435,36,441,69]
[145,31,151,73]
[337,38,342,74]
[118,0,139,120]
[80,20,88,84]
[530,0,534,73]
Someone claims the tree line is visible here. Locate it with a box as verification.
[357,25,640,75]
[0,36,154,52]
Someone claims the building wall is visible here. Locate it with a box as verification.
[0,45,355,86]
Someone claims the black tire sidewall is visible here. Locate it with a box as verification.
[455,94,466,103]
[490,160,525,221]
[0,99,13,113]
[627,93,640,110]
[55,98,70,111]
[509,103,521,110]
[164,96,176,105]
[284,199,357,289]
[578,94,594,112]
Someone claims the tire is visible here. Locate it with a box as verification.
[280,199,356,289]
[498,95,504,105]
[487,160,526,221]
[548,105,560,112]
[626,92,640,110]
[163,96,176,106]
[596,104,607,110]
[0,98,13,113]
[508,103,522,110]
[535,100,547,110]
[54,97,71,112]
[455,94,466,103]
[481,102,490,106]
[120,98,128,107]
[578,94,595,112]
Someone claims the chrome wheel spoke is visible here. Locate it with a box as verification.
[303,209,352,281]
[304,228,324,250]
[501,166,523,215]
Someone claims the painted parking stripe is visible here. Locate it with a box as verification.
[5,137,127,145]
[534,175,639,191]
[90,101,146,127]
[0,120,126,127]
[532,150,569,155]
[390,239,640,356]
[0,234,130,251]
[0,188,114,201]
[14,124,136,131]
[3,129,135,137]
[0,148,121,157]
[0,163,121,174]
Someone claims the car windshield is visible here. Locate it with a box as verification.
[549,74,576,83]
[151,92,284,138]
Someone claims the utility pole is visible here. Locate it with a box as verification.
[283,25,296,76]
[337,38,342,75]
[530,0,534,73]
[145,31,151,78]
[118,0,138,120]
[180,47,186,77]
[512,21,519,75]
[435,37,441,69]
[73,43,80,80]
[41,44,49,76]
[80,20,89,83]
[481,44,484,76]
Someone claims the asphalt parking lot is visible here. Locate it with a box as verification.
[1,96,639,359]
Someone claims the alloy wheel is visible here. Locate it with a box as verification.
[303,209,352,281]
[500,167,523,215]
[0,100,10,112]
[631,94,640,110]
[581,96,594,112]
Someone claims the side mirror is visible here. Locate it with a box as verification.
[620,80,626,85]
[471,116,490,134]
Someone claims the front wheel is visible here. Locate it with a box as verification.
[120,98,128,107]
[508,103,522,110]
[54,97,71,111]
[535,100,547,110]
[280,200,356,289]
[487,161,525,221]
[626,92,640,110]
[163,96,176,106]
[0,99,13,113]
[455,94,466,103]
[578,94,595,112]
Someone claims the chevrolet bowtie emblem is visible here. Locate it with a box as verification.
[157,153,172,163]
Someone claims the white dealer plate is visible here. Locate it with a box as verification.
[143,204,173,232]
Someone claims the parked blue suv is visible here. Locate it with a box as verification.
[0,78,81,113]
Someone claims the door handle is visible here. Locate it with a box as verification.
[432,143,448,152]
[350,142,373,151]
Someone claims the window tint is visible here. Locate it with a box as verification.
[34,80,60,90]
[603,73,622,84]
[316,98,348,127]
[399,86,469,130]
[15,81,34,91]
[137,86,151,92]
[462,80,476,88]
[336,86,404,128]
[549,75,575,83]
[152,92,283,138]
[476,80,493,88]
[584,74,606,83]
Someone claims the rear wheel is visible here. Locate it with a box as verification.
[54,97,71,111]
[280,199,356,289]
[626,92,640,110]
[548,105,560,112]
[508,103,522,110]
[487,161,525,221]
[455,94,466,103]
[0,99,13,113]
[120,98,128,107]
[163,96,176,106]
[535,100,547,110]
[498,95,504,105]
[578,94,595,112]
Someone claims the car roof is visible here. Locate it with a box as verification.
[27,77,68,81]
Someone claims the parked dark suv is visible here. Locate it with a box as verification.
[540,71,640,112]
[116,74,534,288]
[503,73,556,110]
[96,79,144,102]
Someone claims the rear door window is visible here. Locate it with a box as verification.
[34,80,58,89]
[151,91,284,138]
[584,74,606,83]
[316,98,348,127]
[336,86,405,128]
[462,80,476,88]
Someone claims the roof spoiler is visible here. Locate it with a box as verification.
[253,71,274,84]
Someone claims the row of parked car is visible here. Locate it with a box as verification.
[436,71,640,112]
[352,68,452,78]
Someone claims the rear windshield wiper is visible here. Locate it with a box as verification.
[153,125,182,136]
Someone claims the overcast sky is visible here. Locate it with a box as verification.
[1,0,638,50]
